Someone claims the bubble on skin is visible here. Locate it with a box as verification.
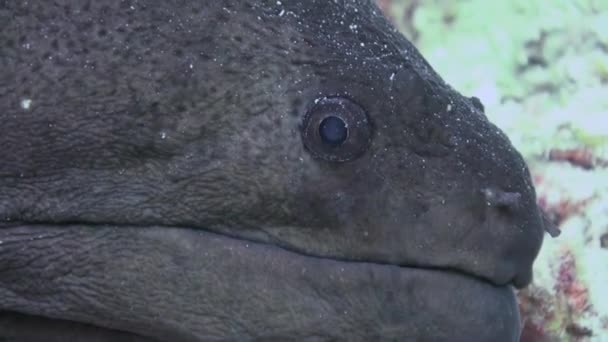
[276,0,284,16]
[20,98,32,110]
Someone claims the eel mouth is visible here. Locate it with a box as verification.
[0,223,521,341]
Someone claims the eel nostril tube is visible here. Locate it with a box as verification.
[540,208,561,238]
[481,188,561,238]
[481,188,522,209]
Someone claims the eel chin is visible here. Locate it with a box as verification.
[0,225,520,342]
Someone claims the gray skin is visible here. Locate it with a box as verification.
[0,0,558,341]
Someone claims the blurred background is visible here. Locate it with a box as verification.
[376,0,608,341]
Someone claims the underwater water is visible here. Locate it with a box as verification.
[379,0,608,340]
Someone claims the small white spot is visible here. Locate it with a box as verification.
[189,63,193,69]
[20,98,32,110]
[446,104,452,112]
[278,9,285,16]
[360,42,365,47]
[160,132,167,139]
[389,72,395,81]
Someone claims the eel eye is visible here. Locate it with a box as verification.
[319,115,348,146]
[302,97,372,162]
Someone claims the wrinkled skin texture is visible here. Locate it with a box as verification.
[0,0,549,341]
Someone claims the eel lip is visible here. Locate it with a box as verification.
[512,268,532,289]
[0,221,533,289]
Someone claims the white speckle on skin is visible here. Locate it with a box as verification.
[160,131,167,139]
[20,98,32,110]
[447,104,452,112]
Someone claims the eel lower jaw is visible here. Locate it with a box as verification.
[0,223,522,341]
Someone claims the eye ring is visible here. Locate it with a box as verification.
[301,97,372,162]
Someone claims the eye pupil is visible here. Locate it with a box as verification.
[319,116,348,146]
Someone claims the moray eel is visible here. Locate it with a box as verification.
[0,1,558,341]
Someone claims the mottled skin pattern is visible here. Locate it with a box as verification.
[0,0,549,341]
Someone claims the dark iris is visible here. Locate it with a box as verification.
[319,116,348,146]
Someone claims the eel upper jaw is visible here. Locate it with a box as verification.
[0,220,528,288]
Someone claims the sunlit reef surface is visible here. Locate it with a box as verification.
[378,0,608,341]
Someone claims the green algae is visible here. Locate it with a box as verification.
[386,0,608,159]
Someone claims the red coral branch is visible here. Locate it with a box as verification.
[548,148,607,170]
